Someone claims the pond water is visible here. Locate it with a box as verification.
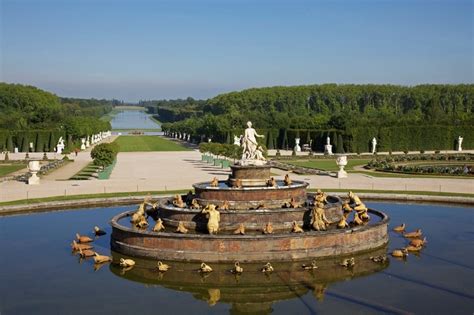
[0,202,473,314]
[110,109,161,130]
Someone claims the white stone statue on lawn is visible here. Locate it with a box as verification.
[458,136,463,151]
[324,136,333,155]
[371,137,377,154]
[86,136,90,148]
[56,137,65,154]
[239,121,265,165]
[81,138,86,150]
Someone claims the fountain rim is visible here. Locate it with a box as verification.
[110,208,389,240]
[192,180,309,191]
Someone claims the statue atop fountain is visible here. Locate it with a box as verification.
[238,121,266,166]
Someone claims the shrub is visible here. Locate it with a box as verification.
[91,142,119,167]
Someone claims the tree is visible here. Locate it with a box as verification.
[336,134,345,154]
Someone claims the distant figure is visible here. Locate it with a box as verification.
[371,137,377,154]
[241,121,265,160]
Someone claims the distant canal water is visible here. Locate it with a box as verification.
[0,202,473,314]
[110,109,161,130]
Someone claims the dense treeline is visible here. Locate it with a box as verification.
[162,84,474,152]
[0,83,113,152]
[140,97,205,122]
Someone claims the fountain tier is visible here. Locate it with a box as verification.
[110,164,389,262]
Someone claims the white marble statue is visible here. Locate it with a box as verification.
[371,137,377,154]
[324,136,333,155]
[458,136,463,151]
[81,138,86,150]
[294,138,301,152]
[237,121,266,166]
[241,121,265,160]
[86,136,90,148]
[56,137,65,154]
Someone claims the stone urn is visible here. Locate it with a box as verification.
[336,155,348,178]
[28,160,41,185]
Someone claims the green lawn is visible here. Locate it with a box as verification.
[286,159,371,171]
[114,135,191,152]
[0,164,26,177]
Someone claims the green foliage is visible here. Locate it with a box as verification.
[336,134,345,154]
[90,143,119,167]
[0,83,113,152]
[199,142,242,160]
[161,83,473,152]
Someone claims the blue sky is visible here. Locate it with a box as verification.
[1,0,473,101]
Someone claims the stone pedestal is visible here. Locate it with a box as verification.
[228,164,271,187]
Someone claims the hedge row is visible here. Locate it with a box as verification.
[349,125,474,153]
[229,125,473,153]
[0,130,66,152]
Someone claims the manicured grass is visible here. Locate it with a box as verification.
[69,162,101,180]
[286,159,371,171]
[114,135,191,152]
[284,159,472,179]
[0,164,26,177]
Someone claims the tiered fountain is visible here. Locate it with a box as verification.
[110,122,389,262]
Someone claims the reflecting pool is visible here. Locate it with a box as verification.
[0,202,473,314]
[110,109,161,130]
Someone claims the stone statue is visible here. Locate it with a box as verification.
[311,202,329,231]
[240,121,265,163]
[324,136,333,155]
[371,137,377,154]
[202,204,220,234]
[56,137,65,154]
[458,136,463,151]
[348,191,370,221]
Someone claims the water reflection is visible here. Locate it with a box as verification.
[110,109,161,130]
[108,247,389,314]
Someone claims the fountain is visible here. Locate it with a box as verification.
[110,121,389,262]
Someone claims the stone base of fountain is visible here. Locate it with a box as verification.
[110,163,389,263]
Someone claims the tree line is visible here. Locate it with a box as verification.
[0,83,113,152]
[157,84,474,152]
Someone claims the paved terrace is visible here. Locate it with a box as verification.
[1,150,473,202]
